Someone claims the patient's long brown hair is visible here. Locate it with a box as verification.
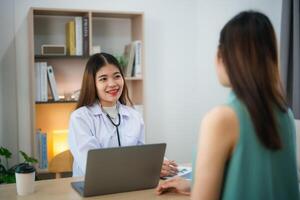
[76,53,133,109]
[218,11,288,150]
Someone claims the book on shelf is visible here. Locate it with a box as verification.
[75,16,83,56]
[66,20,76,55]
[34,62,40,102]
[123,40,142,77]
[133,40,142,77]
[41,62,48,102]
[123,43,135,77]
[82,16,89,56]
[47,65,60,101]
[35,62,48,102]
[36,129,48,169]
[35,62,60,102]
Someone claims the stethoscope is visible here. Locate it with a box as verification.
[106,113,121,147]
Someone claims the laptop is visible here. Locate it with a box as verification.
[71,143,166,197]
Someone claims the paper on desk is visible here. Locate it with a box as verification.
[164,166,192,180]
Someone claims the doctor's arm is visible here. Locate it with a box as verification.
[68,112,101,174]
[161,159,178,177]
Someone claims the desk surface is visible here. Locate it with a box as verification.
[0,177,189,200]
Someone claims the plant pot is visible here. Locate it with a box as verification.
[15,164,35,196]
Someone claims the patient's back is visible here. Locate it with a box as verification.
[221,93,299,200]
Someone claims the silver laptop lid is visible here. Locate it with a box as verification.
[83,143,166,197]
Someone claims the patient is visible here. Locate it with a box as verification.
[157,10,300,200]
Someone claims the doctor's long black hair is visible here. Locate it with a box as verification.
[218,11,288,150]
[76,53,133,109]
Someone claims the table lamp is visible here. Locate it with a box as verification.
[52,129,69,157]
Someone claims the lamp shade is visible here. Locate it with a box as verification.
[52,129,69,156]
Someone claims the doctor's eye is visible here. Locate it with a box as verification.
[114,74,122,79]
[99,77,107,82]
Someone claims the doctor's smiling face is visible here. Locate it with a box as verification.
[95,64,124,107]
[76,53,132,110]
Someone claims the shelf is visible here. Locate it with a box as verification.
[36,100,77,104]
[33,9,88,17]
[31,9,145,168]
[92,11,143,19]
[35,55,88,59]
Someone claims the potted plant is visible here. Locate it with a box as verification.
[0,146,38,184]
[115,54,128,73]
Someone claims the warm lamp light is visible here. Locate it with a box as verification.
[52,129,69,156]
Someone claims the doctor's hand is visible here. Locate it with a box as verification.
[160,159,178,177]
[156,176,191,195]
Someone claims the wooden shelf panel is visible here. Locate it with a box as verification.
[35,55,88,59]
[36,100,77,104]
[33,8,143,18]
[33,8,89,17]
[92,12,143,19]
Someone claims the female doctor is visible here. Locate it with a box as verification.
[68,53,178,177]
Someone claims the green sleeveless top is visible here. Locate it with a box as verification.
[219,92,299,200]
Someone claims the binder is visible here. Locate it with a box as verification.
[40,62,48,102]
[133,40,142,77]
[47,65,60,101]
[124,43,135,77]
[75,17,83,56]
[82,16,89,56]
[34,62,41,102]
[36,130,48,169]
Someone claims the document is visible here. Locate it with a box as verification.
[177,166,192,180]
[163,166,192,180]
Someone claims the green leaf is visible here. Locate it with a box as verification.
[114,54,128,71]
[0,170,15,184]
[0,164,6,173]
[3,174,15,184]
[27,157,38,163]
[19,151,29,161]
[0,175,4,184]
[19,151,38,164]
[0,147,12,159]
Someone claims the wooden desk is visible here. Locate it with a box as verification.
[0,177,189,200]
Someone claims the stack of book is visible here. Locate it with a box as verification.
[36,129,48,169]
[123,40,142,78]
[35,62,59,102]
[66,16,89,56]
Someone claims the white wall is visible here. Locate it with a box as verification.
[2,0,295,165]
[183,0,283,163]
[194,0,300,170]
[0,0,19,164]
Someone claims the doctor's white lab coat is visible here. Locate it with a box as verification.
[68,101,145,176]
